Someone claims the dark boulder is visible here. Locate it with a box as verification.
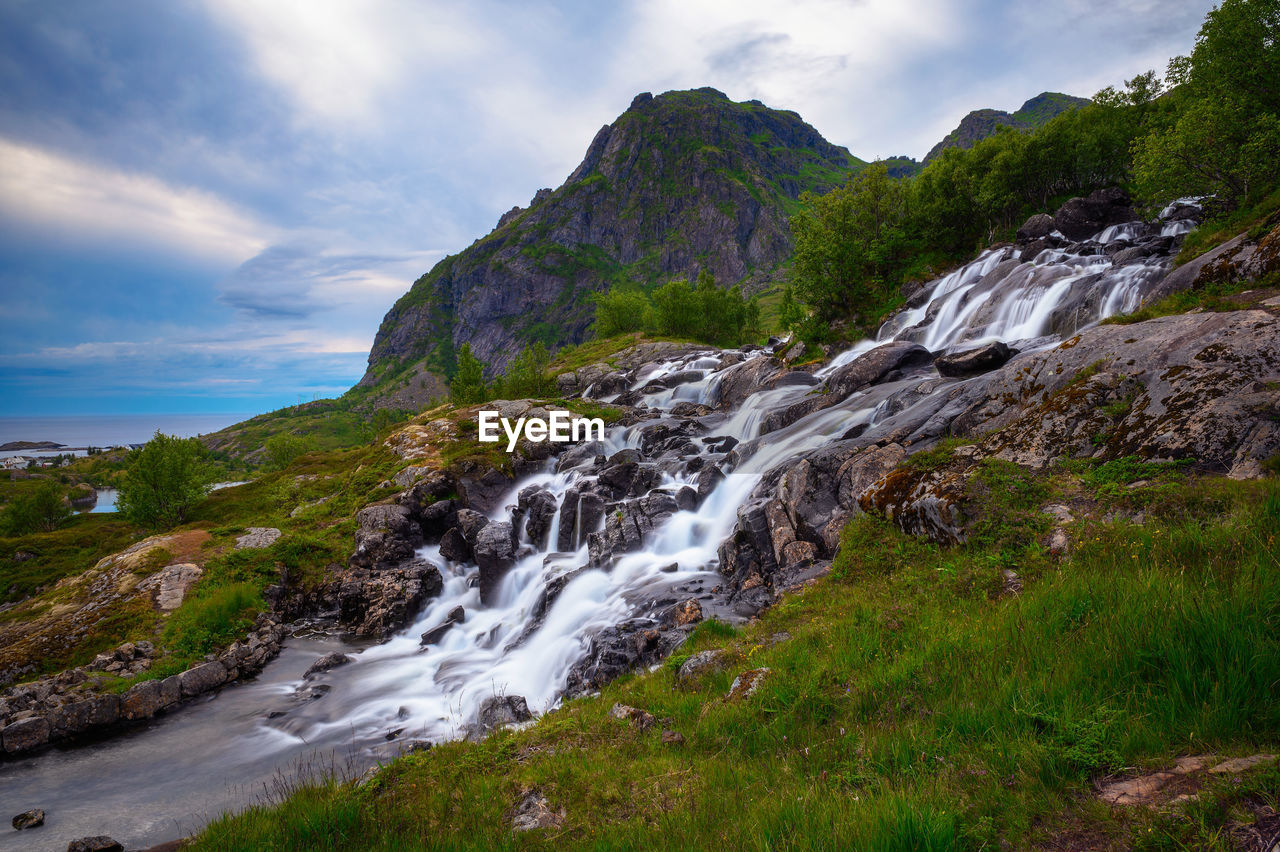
[456,467,514,514]
[1,716,49,753]
[516,486,558,548]
[477,694,532,731]
[826,341,934,397]
[303,652,352,679]
[335,557,443,639]
[1016,213,1055,243]
[420,607,466,645]
[11,809,44,830]
[1052,187,1136,241]
[418,498,458,542]
[935,342,1016,377]
[67,838,123,852]
[438,526,471,562]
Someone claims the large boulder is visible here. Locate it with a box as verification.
[335,558,443,639]
[935,342,1016,377]
[1052,187,1136,241]
[1,716,50,753]
[474,522,516,605]
[350,503,422,570]
[476,694,532,731]
[1015,213,1056,243]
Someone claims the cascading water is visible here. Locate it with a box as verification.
[0,205,1197,851]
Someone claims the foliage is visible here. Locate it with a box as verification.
[160,582,263,662]
[449,343,488,404]
[590,269,760,347]
[791,162,909,328]
[1134,0,1280,210]
[492,343,555,399]
[591,287,650,337]
[0,481,71,535]
[263,432,314,471]
[115,432,216,529]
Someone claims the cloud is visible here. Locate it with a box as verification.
[201,0,486,125]
[0,137,273,263]
[217,243,444,319]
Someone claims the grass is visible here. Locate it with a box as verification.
[1173,186,1280,266]
[0,512,140,605]
[192,470,1280,851]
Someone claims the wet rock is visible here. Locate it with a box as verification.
[556,489,604,551]
[1052,187,1135,241]
[235,527,281,550]
[120,679,163,720]
[670,599,703,626]
[695,465,725,502]
[935,342,1015,377]
[712,355,785,409]
[565,620,684,695]
[555,440,607,473]
[303,652,352,678]
[674,485,698,511]
[474,522,516,605]
[827,341,934,397]
[417,498,459,542]
[517,487,558,549]
[67,837,124,852]
[477,694,532,731]
[438,526,471,562]
[335,558,443,639]
[11,808,44,830]
[610,703,656,730]
[420,607,466,645]
[179,662,227,699]
[2,715,50,753]
[1016,213,1055,243]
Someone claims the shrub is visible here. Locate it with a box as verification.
[116,432,216,529]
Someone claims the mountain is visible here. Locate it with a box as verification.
[357,88,862,402]
[922,91,1089,163]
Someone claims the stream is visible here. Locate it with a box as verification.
[0,206,1198,850]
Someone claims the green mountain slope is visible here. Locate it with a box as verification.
[358,88,862,401]
[923,91,1089,163]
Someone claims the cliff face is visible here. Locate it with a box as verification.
[359,88,861,394]
[923,91,1089,162]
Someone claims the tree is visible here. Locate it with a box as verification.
[790,162,909,326]
[450,343,488,404]
[116,432,215,529]
[262,432,312,470]
[1134,0,1280,209]
[1,481,72,535]
[592,287,649,337]
[495,343,554,398]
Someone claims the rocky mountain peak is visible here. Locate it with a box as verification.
[358,88,862,403]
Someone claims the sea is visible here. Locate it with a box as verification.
[0,413,253,457]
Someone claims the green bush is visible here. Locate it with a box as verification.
[115,432,216,529]
[0,481,71,535]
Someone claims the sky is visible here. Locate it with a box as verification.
[0,0,1216,417]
